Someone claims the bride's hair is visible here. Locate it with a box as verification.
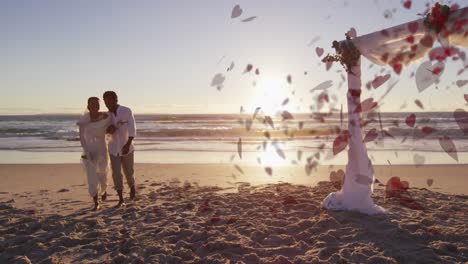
[87,97,99,105]
[83,97,100,115]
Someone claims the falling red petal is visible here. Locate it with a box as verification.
[315,47,324,57]
[405,114,416,127]
[237,138,242,159]
[426,178,434,187]
[325,61,333,71]
[431,67,443,75]
[392,64,402,74]
[439,136,458,161]
[421,126,435,135]
[456,80,468,87]
[244,64,253,73]
[363,128,379,143]
[371,74,391,89]
[403,0,411,9]
[333,130,349,155]
[406,35,414,43]
[318,92,329,103]
[414,99,424,109]
[420,35,434,48]
[264,116,274,128]
[354,98,378,113]
[281,111,294,120]
[454,109,468,135]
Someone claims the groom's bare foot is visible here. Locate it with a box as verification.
[115,200,126,208]
[93,204,101,211]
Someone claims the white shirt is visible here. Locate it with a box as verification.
[108,105,136,156]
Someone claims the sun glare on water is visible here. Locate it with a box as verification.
[252,77,292,116]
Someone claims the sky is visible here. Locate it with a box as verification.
[1,0,467,115]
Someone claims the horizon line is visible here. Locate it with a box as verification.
[0,110,460,116]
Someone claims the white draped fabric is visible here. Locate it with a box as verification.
[322,7,467,215]
[78,114,111,197]
[352,7,468,66]
[322,60,386,215]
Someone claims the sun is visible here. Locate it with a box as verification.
[251,77,291,116]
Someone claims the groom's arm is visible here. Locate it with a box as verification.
[122,108,136,155]
[125,136,134,146]
[127,108,136,139]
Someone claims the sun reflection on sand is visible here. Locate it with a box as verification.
[258,142,291,167]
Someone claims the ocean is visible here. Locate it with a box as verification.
[0,112,467,165]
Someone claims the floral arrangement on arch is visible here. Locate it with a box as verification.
[423,2,452,33]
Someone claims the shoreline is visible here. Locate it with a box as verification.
[1,163,467,195]
[1,163,467,216]
[1,149,468,165]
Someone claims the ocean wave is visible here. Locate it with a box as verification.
[0,113,466,150]
[135,127,334,138]
[0,128,43,136]
[386,127,468,139]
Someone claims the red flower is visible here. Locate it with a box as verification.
[425,2,451,33]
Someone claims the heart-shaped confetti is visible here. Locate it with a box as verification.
[439,136,458,162]
[231,5,243,18]
[363,128,379,143]
[420,35,434,48]
[426,179,434,187]
[354,98,378,113]
[333,130,349,155]
[454,109,468,135]
[371,74,391,89]
[211,73,226,91]
[315,47,324,57]
[456,80,468,88]
[415,61,444,93]
[403,0,412,9]
[405,114,416,127]
[241,16,257,22]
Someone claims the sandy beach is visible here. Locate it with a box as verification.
[2,0,468,262]
[0,163,467,263]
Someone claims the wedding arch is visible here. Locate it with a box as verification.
[322,5,468,214]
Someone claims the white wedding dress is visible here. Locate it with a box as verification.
[77,113,111,197]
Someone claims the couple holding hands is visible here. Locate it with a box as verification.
[77,91,136,210]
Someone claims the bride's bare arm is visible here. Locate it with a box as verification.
[78,125,88,158]
[77,114,90,158]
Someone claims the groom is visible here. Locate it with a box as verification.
[103,91,136,207]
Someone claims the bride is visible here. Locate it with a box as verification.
[77,97,112,210]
